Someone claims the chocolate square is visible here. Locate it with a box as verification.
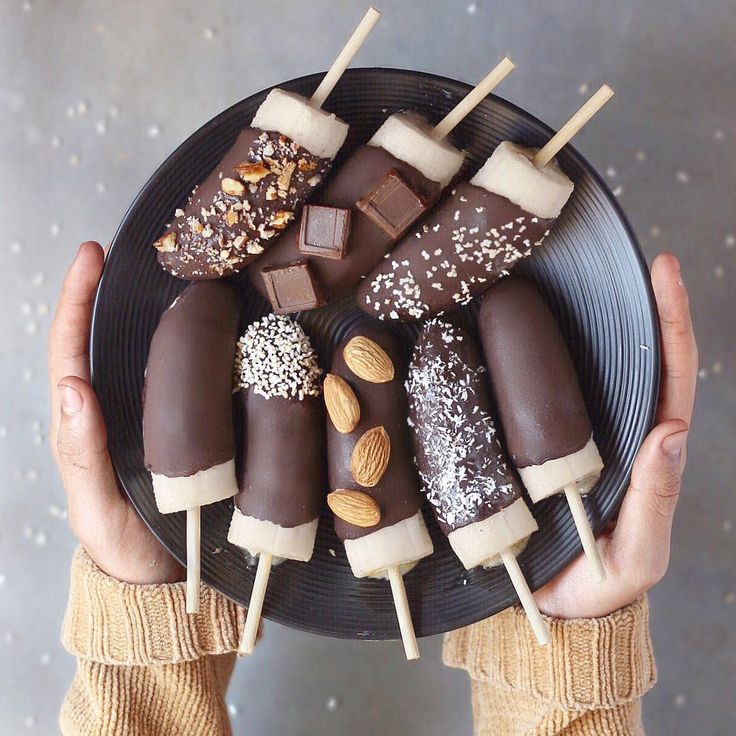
[298,205,351,260]
[356,169,427,239]
[261,260,325,314]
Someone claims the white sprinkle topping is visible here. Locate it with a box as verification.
[235,314,322,400]
[407,321,517,528]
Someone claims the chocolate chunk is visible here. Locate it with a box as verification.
[261,260,325,314]
[297,205,351,260]
[356,169,427,239]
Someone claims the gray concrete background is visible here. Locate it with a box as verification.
[1,0,734,733]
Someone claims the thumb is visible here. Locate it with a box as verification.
[56,376,124,527]
[612,418,689,585]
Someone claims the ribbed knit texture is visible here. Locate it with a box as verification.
[60,548,243,735]
[60,548,656,735]
[444,597,655,735]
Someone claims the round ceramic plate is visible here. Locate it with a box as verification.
[91,68,659,639]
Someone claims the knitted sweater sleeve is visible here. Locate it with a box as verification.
[443,597,657,735]
[59,548,245,736]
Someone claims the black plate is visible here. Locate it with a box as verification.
[91,68,660,639]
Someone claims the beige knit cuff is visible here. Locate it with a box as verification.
[443,597,656,709]
[61,548,245,666]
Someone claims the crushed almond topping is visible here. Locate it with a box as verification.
[234,161,269,183]
[174,208,185,217]
[307,175,322,186]
[154,232,177,252]
[277,161,296,194]
[265,186,277,201]
[270,210,294,229]
[222,177,245,196]
[298,159,317,172]
[225,210,239,226]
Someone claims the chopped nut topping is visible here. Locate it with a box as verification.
[154,232,177,253]
[232,234,247,250]
[174,208,185,217]
[277,161,296,195]
[234,161,269,183]
[247,242,264,255]
[225,209,239,226]
[265,186,277,201]
[270,210,294,230]
[298,159,317,172]
[307,175,322,187]
[189,218,204,234]
[219,249,231,260]
[202,225,214,238]
[222,177,245,196]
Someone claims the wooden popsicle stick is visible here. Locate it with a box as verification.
[564,485,606,583]
[500,549,551,646]
[238,552,273,656]
[186,507,201,614]
[387,565,420,660]
[430,57,516,141]
[309,7,382,109]
[533,84,614,168]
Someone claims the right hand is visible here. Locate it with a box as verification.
[49,241,184,584]
[535,253,698,618]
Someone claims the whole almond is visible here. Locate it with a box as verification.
[343,336,394,383]
[324,374,360,434]
[328,489,381,527]
[351,426,390,487]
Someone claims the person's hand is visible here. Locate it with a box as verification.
[535,253,698,618]
[49,241,183,584]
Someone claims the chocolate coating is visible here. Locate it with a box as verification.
[479,277,593,468]
[328,325,423,541]
[407,320,523,534]
[143,281,239,477]
[247,144,443,302]
[358,182,554,322]
[156,129,331,280]
[235,391,325,527]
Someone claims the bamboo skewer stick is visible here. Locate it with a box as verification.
[238,552,273,656]
[430,57,516,141]
[387,565,420,660]
[500,550,551,646]
[564,486,606,582]
[533,84,614,167]
[186,507,201,614]
[310,7,382,108]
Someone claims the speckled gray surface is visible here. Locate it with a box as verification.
[1,1,734,734]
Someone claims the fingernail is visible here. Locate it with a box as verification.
[662,429,688,457]
[59,385,83,415]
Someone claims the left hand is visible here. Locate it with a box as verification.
[49,241,184,584]
[534,253,698,618]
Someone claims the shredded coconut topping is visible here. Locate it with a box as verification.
[235,314,322,400]
[407,320,518,528]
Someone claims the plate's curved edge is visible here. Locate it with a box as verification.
[90,67,662,640]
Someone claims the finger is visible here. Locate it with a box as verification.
[48,242,105,449]
[56,376,125,533]
[651,254,698,424]
[611,418,689,586]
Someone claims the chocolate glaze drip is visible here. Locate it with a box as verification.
[407,320,523,534]
[247,145,444,302]
[143,281,239,478]
[479,277,593,468]
[156,129,331,280]
[235,392,326,528]
[328,325,423,541]
[358,182,554,322]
